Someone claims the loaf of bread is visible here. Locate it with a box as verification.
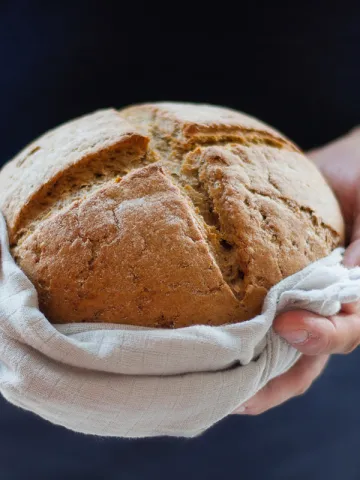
[0,103,344,327]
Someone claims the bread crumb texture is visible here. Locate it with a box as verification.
[0,104,344,327]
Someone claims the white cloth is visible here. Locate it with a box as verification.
[1,213,360,438]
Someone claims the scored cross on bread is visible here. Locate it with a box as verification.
[0,103,344,327]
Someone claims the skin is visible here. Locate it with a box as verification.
[234,127,360,415]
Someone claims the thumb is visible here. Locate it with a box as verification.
[274,309,360,355]
[343,188,360,267]
[343,238,360,267]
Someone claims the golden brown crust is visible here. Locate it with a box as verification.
[0,102,345,326]
[16,165,242,326]
[120,102,300,152]
[0,109,149,244]
[180,144,342,317]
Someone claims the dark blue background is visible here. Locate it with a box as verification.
[0,2,360,479]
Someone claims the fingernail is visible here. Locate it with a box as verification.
[281,329,309,345]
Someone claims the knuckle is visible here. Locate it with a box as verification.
[325,317,341,352]
[296,378,312,396]
[296,385,310,396]
[342,339,360,354]
[245,406,264,416]
[295,361,326,395]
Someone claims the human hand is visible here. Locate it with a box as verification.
[234,127,360,415]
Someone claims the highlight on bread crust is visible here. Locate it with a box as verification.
[0,103,345,327]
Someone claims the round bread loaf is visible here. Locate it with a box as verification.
[0,103,344,327]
